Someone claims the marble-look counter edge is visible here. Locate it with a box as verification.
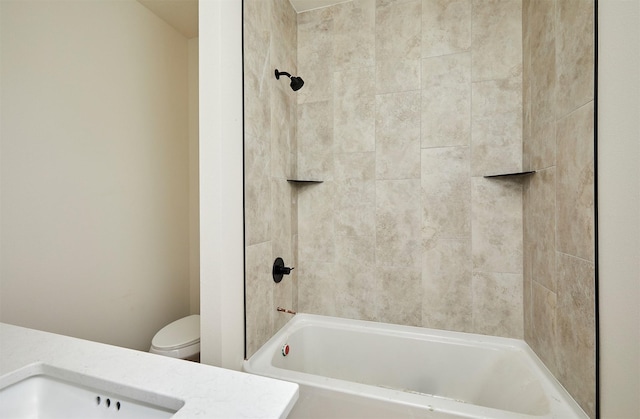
[0,323,298,418]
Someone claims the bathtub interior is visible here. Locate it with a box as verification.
[245,314,588,419]
[288,383,468,419]
[271,325,548,416]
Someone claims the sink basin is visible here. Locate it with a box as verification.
[0,364,183,419]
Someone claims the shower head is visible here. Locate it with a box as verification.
[275,69,304,91]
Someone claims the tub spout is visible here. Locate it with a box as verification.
[277,307,296,315]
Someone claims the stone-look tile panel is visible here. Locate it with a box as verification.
[290,230,299,311]
[273,268,294,332]
[555,0,594,118]
[529,118,556,173]
[423,239,472,332]
[422,0,471,58]
[245,241,274,358]
[244,0,271,34]
[375,0,421,61]
[334,68,375,153]
[375,91,421,180]
[334,151,376,182]
[522,0,531,171]
[523,276,533,342]
[243,28,271,140]
[271,179,293,261]
[297,260,337,316]
[270,0,540,352]
[472,271,523,338]
[333,0,375,70]
[471,0,522,81]
[272,182,294,332]
[522,1,596,416]
[528,168,556,292]
[522,177,532,343]
[335,199,375,231]
[334,234,378,321]
[421,53,471,148]
[556,102,594,262]
[244,0,298,358]
[244,134,272,246]
[556,252,596,419]
[297,100,334,180]
[471,77,523,176]
[471,177,523,274]
[297,16,334,104]
[272,0,297,72]
[422,147,470,245]
[376,59,421,95]
[375,0,421,95]
[334,193,376,237]
[271,86,294,179]
[377,266,423,327]
[531,281,558,376]
[522,0,537,356]
[334,153,376,237]
[529,0,556,170]
[376,179,422,268]
[523,167,557,362]
[298,181,335,263]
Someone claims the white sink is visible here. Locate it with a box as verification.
[0,364,183,419]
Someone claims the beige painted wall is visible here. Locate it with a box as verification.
[188,37,200,314]
[0,0,194,351]
[598,1,640,417]
[198,0,245,369]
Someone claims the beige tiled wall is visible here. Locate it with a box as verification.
[295,0,524,336]
[523,0,595,417]
[243,0,298,357]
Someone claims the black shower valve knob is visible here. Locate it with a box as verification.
[273,257,294,283]
[276,265,294,275]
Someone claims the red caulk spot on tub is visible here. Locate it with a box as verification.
[282,344,290,356]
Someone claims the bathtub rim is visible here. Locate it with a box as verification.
[243,313,588,419]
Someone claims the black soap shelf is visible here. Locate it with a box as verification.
[287,179,323,184]
[483,171,536,179]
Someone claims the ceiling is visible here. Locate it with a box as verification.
[135,0,352,39]
[289,0,352,12]
[137,0,198,39]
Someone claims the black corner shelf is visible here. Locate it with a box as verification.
[287,179,323,184]
[483,171,536,179]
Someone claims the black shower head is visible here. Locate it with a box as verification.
[289,76,304,91]
[275,69,304,91]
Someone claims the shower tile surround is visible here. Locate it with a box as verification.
[244,0,595,417]
[294,0,524,336]
[243,0,299,355]
[523,0,595,417]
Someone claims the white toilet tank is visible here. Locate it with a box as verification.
[150,314,200,362]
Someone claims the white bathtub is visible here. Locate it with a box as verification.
[244,314,588,419]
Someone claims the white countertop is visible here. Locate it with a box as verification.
[0,323,298,418]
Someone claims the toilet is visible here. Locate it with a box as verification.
[149,314,200,362]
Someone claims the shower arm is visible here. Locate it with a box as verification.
[275,70,292,79]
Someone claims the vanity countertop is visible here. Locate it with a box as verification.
[0,322,298,418]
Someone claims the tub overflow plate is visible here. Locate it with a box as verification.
[281,344,290,356]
